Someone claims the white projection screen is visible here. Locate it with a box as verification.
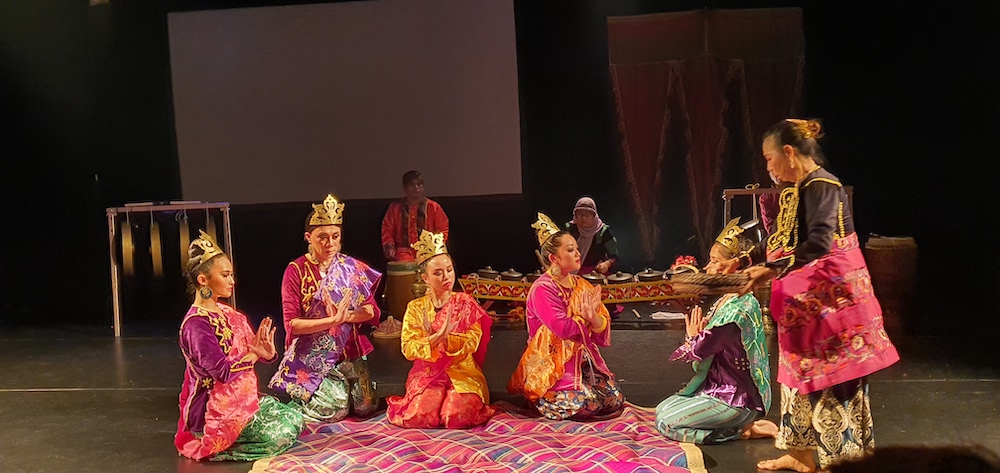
[168,0,521,204]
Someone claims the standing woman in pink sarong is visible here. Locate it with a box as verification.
[508,212,624,421]
[386,230,494,428]
[742,119,900,472]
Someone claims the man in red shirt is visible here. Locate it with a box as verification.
[381,171,449,262]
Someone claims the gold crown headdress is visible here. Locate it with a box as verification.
[532,212,561,246]
[412,230,448,265]
[308,194,345,226]
[715,217,759,257]
[785,118,823,140]
[192,230,226,264]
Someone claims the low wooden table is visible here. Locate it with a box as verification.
[457,277,701,330]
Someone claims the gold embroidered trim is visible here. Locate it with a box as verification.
[292,259,319,312]
[837,201,846,238]
[199,308,234,355]
[803,177,843,188]
[767,186,800,254]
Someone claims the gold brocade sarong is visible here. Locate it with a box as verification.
[508,325,581,402]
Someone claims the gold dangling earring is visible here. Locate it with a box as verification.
[198,286,212,300]
[548,264,561,278]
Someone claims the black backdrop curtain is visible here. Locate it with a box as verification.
[609,8,804,260]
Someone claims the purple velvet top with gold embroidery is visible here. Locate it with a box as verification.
[670,325,763,411]
[177,304,274,437]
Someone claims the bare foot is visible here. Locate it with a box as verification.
[757,451,816,472]
[741,419,779,439]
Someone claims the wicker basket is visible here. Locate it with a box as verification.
[863,236,917,332]
[670,273,749,295]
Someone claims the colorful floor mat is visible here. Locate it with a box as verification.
[250,403,706,473]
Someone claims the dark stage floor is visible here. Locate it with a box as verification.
[2,307,999,473]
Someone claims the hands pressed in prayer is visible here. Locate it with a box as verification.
[428,305,458,348]
[323,287,354,326]
[250,317,277,361]
[581,284,605,330]
[685,306,709,338]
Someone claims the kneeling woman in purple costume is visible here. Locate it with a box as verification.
[175,231,303,461]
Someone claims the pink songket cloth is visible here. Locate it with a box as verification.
[175,303,261,460]
[770,233,899,394]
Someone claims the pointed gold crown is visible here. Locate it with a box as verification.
[308,194,345,226]
[715,217,746,257]
[193,230,226,264]
[532,212,561,246]
[412,230,448,265]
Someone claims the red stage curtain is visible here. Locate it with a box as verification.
[609,8,804,260]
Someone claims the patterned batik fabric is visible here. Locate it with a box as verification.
[212,396,305,461]
[775,378,874,469]
[770,233,899,393]
[655,393,761,444]
[535,356,624,421]
[298,376,351,424]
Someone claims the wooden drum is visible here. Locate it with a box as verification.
[386,261,420,319]
[863,235,918,333]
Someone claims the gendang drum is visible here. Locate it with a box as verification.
[386,261,420,319]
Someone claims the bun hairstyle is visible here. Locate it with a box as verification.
[764,118,826,166]
[183,241,227,300]
[539,231,570,264]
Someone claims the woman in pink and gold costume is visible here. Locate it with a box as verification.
[387,230,494,428]
[508,212,624,420]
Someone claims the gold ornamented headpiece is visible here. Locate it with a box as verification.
[532,212,561,246]
[785,118,823,140]
[412,230,448,265]
[308,194,345,226]
[192,230,226,264]
[715,218,747,257]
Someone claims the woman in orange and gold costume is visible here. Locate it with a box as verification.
[508,212,624,420]
[386,230,494,428]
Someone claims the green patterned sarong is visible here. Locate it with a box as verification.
[212,396,304,461]
[298,375,351,423]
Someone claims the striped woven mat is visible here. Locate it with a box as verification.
[251,402,706,473]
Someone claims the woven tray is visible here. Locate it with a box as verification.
[669,273,749,295]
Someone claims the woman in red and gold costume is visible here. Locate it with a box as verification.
[742,119,899,472]
[386,230,494,428]
[508,212,624,420]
